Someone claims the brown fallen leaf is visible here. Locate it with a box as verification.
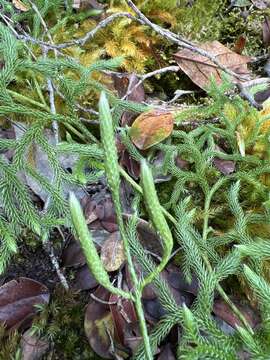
[130,110,174,150]
[101,232,125,272]
[263,16,270,48]
[251,0,270,9]
[213,298,260,329]
[0,278,49,331]
[213,146,236,175]
[113,73,145,127]
[85,287,115,359]
[174,41,251,90]
[72,265,98,291]
[12,0,29,11]
[21,329,49,360]
[157,344,176,360]
[109,294,137,345]
[233,36,246,54]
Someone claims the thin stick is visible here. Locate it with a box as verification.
[17,12,142,50]
[122,65,180,100]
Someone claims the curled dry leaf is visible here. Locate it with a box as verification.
[0,277,49,331]
[174,41,251,90]
[130,110,174,150]
[101,232,125,272]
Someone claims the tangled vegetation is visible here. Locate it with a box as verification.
[1,0,270,359]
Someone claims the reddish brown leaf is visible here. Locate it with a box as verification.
[251,0,270,9]
[233,36,246,54]
[0,278,49,331]
[174,41,251,90]
[101,232,125,272]
[84,287,115,359]
[213,298,260,329]
[130,110,174,150]
[263,16,270,48]
[109,294,137,345]
[213,146,235,175]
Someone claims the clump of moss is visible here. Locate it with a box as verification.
[30,288,101,359]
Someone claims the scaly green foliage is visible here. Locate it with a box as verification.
[66,78,270,358]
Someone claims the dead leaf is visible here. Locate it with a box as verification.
[101,232,125,272]
[84,287,115,359]
[113,73,145,127]
[263,17,270,48]
[83,193,118,232]
[174,41,251,90]
[12,0,29,11]
[130,110,174,150]
[251,0,270,9]
[233,36,246,54]
[14,126,84,203]
[62,238,86,267]
[213,298,260,329]
[213,146,236,175]
[157,344,176,360]
[72,265,98,291]
[109,294,137,345]
[0,278,49,331]
[21,330,49,360]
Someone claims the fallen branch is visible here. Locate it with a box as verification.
[17,12,142,50]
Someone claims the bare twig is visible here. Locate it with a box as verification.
[122,65,180,100]
[17,12,142,50]
[47,78,59,143]
[43,239,69,290]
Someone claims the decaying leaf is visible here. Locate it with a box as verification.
[213,146,235,175]
[213,298,260,329]
[84,287,116,359]
[101,232,125,272]
[12,0,29,11]
[251,0,270,9]
[233,36,246,54]
[113,73,145,127]
[174,41,251,90]
[130,110,174,150]
[263,17,270,48]
[109,294,137,345]
[0,278,49,331]
[21,329,49,360]
[72,265,98,291]
[157,344,176,360]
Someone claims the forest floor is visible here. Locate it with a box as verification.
[1,0,270,359]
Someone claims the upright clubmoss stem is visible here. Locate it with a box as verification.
[99,92,153,360]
